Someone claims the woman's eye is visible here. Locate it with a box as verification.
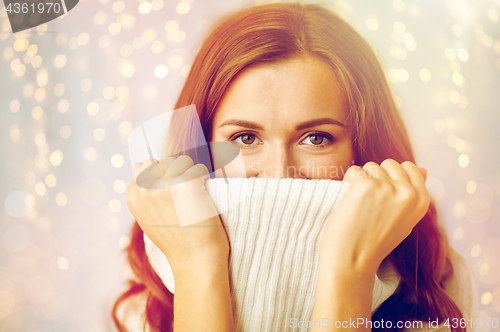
[301,133,332,146]
[233,133,261,146]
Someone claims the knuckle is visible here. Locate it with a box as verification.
[380,158,398,166]
[397,185,417,202]
[345,165,360,176]
[177,174,190,184]
[165,167,176,179]
[168,174,188,186]
[401,160,415,166]
[363,161,379,169]
[166,164,183,179]
[177,154,194,164]
[380,181,396,194]
[358,177,379,192]
[343,165,362,182]
[167,155,195,178]
[401,160,416,169]
[194,162,209,173]
[190,163,209,178]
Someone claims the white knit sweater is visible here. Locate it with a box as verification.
[118,177,478,332]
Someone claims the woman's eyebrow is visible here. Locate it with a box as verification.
[218,117,345,130]
[219,119,263,130]
[295,118,345,130]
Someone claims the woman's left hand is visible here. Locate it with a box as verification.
[319,159,431,274]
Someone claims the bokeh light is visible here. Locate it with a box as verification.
[419,68,431,82]
[57,99,69,113]
[87,102,99,115]
[80,79,92,92]
[45,174,57,188]
[57,257,69,270]
[168,55,183,68]
[1,1,499,330]
[109,199,122,213]
[49,150,64,166]
[84,147,97,161]
[138,2,152,15]
[113,179,127,193]
[121,64,135,77]
[111,154,124,168]
[93,128,106,141]
[177,1,191,15]
[60,125,72,139]
[10,99,20,113]
[112,1,125,13]
[154,64,168,78]
[55,193,67,206]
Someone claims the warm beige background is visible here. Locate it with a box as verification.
[0,0,499,331]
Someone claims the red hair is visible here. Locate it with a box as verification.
[112,3,466,331]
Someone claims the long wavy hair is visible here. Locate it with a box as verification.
[112,3,466,332]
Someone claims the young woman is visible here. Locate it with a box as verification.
[112,3,476,332]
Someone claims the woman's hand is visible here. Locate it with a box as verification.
[319,159,431,274]
[127,155,234,331]
[126,155,230,276]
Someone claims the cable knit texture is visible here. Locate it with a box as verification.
[142,177,402,331]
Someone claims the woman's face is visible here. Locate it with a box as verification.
[211,56,355,180]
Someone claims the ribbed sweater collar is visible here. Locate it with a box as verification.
[145,177,401,331]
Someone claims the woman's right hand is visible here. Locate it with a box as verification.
[318,159,430,274]
[125,155,230,276]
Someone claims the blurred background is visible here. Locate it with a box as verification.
[0,0,499,331]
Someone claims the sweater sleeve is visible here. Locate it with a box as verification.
[403,248,479,332]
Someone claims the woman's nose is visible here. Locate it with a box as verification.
[256,147,297,178]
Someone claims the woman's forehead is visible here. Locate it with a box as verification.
[212,57,350,128]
